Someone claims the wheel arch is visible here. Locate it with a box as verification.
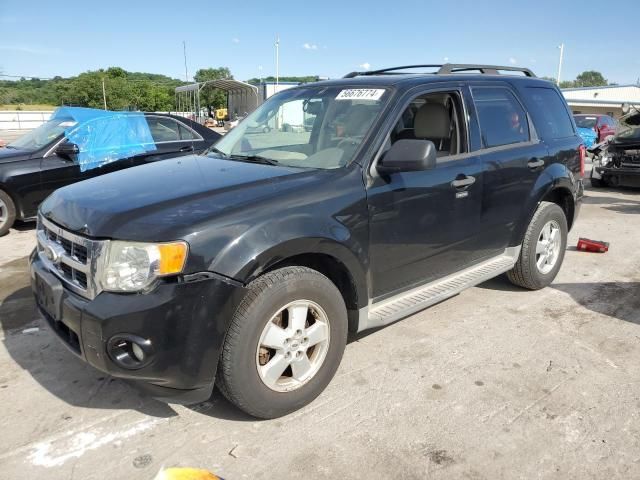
[511,164,578,246]
[236,239,368,333]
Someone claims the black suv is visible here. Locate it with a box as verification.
[30,64,584,418]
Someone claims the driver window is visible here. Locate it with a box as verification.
[389,91,467,159]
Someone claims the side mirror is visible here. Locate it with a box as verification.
[56,142,79,160]
[377,139,437,175]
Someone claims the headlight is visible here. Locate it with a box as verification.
[101,241,188,292]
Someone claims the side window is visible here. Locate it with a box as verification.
[524,87,575,140]
[177,123,198,140]
[472,87,530,148]
[389,91,467,158]
[146,117,182,143]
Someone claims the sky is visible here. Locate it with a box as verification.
[1,0,639,84]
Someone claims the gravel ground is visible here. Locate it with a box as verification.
[0,183,639,479]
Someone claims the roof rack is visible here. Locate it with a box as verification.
[343,63,536,79]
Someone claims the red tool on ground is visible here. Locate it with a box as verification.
[577,238,609,253]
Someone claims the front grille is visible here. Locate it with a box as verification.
[43,225,89,264]
[36,216,106,299]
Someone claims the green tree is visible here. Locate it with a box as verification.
[574,71,607,87]
[194,67,232,115]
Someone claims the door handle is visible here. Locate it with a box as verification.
[527,159,545,169]
[180,145,194,152]
[451,175,476,189]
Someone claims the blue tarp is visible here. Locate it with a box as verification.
[576,126,597,149]
[52,107,157,172]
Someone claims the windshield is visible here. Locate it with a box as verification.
[211,86,389,169]
[8,117,77,151]
[574,116,597,129]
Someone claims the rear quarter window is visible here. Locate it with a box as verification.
[524,87,575,140]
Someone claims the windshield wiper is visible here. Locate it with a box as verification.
[229,154,279,166]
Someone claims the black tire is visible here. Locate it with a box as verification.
[507,201,568,290]
[217,266,348,419]
[0,190,16,237]
[590,177,606,188]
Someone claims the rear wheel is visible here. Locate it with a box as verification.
[0,190,16,237]
[507,201,568,290]
[217,266,348,419]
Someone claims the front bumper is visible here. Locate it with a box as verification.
[593,165,640,187]
[29,250,246,404]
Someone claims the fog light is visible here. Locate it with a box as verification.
[107,334,153,370]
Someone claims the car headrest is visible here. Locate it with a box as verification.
[414,103,450,139]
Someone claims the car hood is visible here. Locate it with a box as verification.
[612,111,640,146]
[0,146,32,163]
[41,154,327,240]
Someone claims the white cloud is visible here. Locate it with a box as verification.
[0,45,62,55]
[303,43,318,50]
[509,57,517,65]
[443,57,449,62]
[359,62,371,70]
[232,37,240,44]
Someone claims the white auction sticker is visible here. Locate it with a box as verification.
[335,89,385,101]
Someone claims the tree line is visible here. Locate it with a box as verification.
[542,70,612,89]
[0,68,324,112]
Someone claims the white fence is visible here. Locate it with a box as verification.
[0,110,198,131]
[0,110,53,130]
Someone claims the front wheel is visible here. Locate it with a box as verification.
[217,266,348,419]
[0,190,16,237]
[507,201,568,290]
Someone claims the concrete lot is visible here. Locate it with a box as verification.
[0,184,639,479]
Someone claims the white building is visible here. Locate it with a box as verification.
[562,85,640,118]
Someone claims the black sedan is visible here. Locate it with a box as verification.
[0,112,220,235]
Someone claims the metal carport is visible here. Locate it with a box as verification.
[174,79,259,123]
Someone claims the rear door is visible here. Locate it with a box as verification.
[131,116,206,166]
[466,84,549,255]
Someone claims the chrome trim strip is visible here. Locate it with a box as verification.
[37,216,107,300]
[357,246,521,332]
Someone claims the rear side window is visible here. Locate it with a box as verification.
[178,123,199,140]
[525,87,575,140]
[147,117,182,143]
[472,87,530,148]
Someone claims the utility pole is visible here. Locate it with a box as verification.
[102,77,107,110]
[183,40,189,82]
[556,43,564,86]
[275,34,280,89]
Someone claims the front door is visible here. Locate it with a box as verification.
[367,88,483,300]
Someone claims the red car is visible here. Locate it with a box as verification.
[574,114,617,143]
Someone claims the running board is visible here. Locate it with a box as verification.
[358,247,520,332]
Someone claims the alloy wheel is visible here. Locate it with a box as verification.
[535,220,561,274]
[256,300,330,392]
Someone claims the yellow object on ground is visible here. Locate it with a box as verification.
[154,467,223,480]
